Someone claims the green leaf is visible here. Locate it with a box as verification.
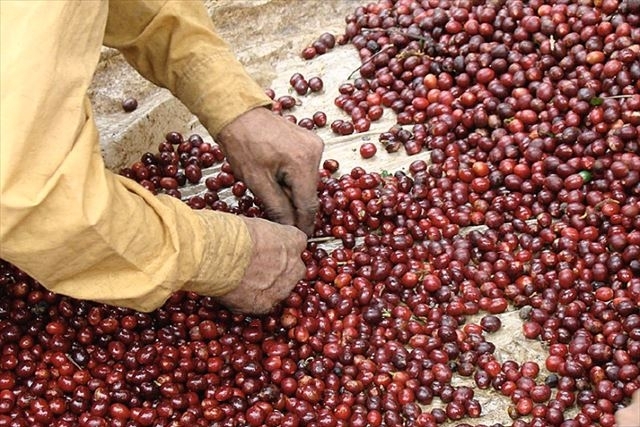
[590,97,604,106]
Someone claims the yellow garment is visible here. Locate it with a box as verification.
[0,0,272,311]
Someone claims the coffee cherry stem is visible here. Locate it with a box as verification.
[591,94,635,106]
[362,26,434,44]
[603,94,635,100]
[594,198,620,211]
[64,353,82,370]
[347,43,395,79]
[307,236,336,243]
[325,129,398,144]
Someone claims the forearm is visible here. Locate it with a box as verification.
[0,102,252,312]
[0,0,255,312]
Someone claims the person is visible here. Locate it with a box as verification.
[0,0,323,314]
[616,389,640,427]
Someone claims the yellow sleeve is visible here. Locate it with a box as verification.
[0,1,252,312]
[104,0,272,136]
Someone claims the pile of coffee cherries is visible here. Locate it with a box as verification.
[2,0,640,426]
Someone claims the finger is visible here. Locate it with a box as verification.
[251,175,297,227]
[283,168,320,236]
[279,185,317,238]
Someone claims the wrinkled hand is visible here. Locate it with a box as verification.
[616,390,640,427]
[216,216,307,314]
[216,107,324,235]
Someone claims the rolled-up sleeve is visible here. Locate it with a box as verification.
[104,0,272,136]
[0,0,258,312]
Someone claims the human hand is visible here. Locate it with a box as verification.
[216,216,307,314]
[616,389,640,427]
[216,107,324,235]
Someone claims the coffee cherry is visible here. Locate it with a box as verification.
[301,46,316,59]
[308,77,324,93]
[318,32,336,49]
[312,111,327,128]
[122,97,138,112]
[359,143,377,159]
